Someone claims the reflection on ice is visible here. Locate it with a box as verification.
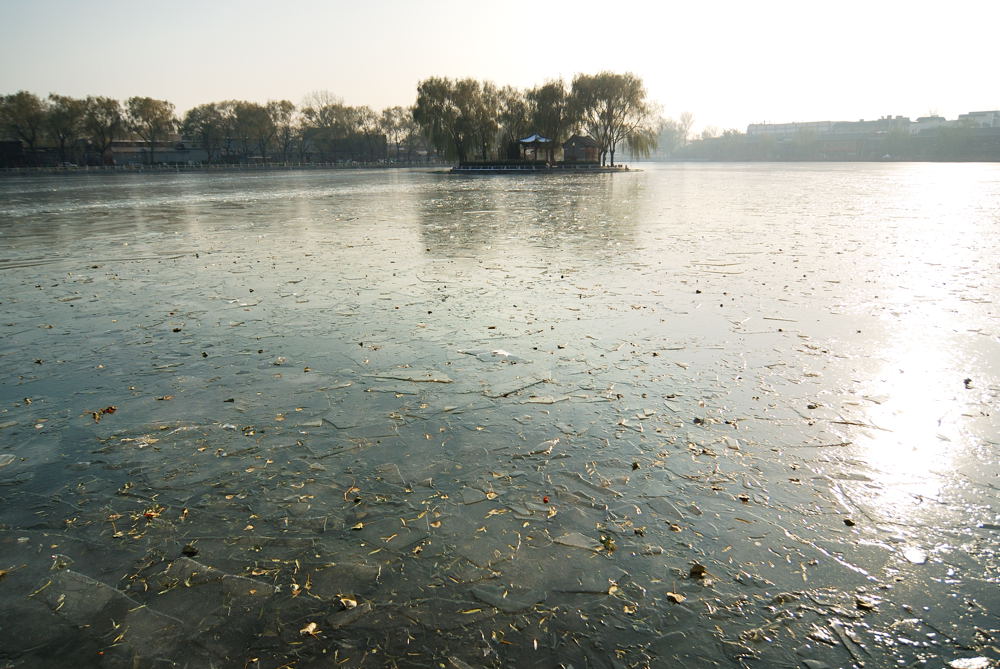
[859,336,960,516]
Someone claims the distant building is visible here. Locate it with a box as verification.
[109,134,208,165]
[562,134,600,162]
[746,121,834,138]
[831,116,911,134]
[912,116,953,134]
[958,111,1000,128]
[0,140,25,167]
[748,116,911,138]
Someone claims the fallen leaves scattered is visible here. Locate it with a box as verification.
[689,563,708,579]
[855,595,878,611]
[90,406,117,423]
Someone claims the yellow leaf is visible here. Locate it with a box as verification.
[666,592,686,603]
[459,608,482,614]
[350,522,364,530]
[299,621,319,636]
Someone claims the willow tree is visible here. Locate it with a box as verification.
[527,79,576,161]
[497,86,530,160]
[413,77,494,163]
[125,96,176,164]
[571,72,656,166]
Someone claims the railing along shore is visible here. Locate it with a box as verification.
[0,161,446,176]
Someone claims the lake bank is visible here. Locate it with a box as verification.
[0,160,444,177]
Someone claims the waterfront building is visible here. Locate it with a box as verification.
[562,134,601,162]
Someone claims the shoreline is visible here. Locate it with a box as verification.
[451,165,633,174]
[0,161,446,177]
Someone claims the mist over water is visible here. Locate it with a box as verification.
[0,164,997,668]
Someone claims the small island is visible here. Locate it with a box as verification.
[452,133,630,172]
[413,72,655,172]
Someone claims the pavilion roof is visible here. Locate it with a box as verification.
[518,133,552,144]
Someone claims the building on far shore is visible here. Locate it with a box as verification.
[747,116,912,138]
[106,135,208,165]
[747,111,1000,139]
[958,111,1000,128]
[562,134,601,162]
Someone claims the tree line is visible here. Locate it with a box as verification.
[1,72,692,168]
[0,91,427,166]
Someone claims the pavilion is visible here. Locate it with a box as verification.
[518,133,554,162]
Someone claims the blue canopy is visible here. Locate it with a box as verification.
[518,134,552,144]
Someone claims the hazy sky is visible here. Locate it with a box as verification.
[1,0,997,132]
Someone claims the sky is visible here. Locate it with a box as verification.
[1,0,998,133]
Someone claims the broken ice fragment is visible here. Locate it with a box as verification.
[513,438,558,458]
[948,659,994,669]
[553,532,601,551]
[368,370,453,383]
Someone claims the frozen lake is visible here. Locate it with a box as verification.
[0,164,998,668]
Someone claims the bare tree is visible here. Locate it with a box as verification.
[380,106,411,161]
[268,100,296,163]
[677,112,694,145]
[355,105,383,161]
[700,126,720,140]
[300,94,361,161]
